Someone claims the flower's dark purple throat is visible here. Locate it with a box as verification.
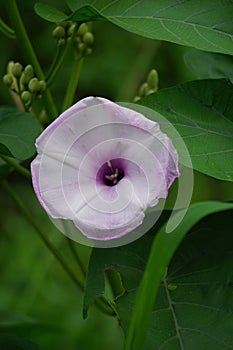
[97,159,125,187]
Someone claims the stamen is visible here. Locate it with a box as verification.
[105,174,116,181]
[104,160,123,186]
[107,160,114,172]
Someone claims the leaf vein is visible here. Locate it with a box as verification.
[120,0,144,16]
[164,278,184,350]
[181,327,233,348]
[100,0,120,12]
[173,301,233,315]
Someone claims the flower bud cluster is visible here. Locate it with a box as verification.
[2,61,46,110]
[52,21,94,57]
[74,23,94,57]
[52,21,76,46]
[134,69,159,102]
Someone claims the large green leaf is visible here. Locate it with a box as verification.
[124,202,233,350]
[184,49,233,82]
[0,108,41,160]
[66,0,233,55]
[34,1,233,55]
[34,3,68,22]
[138,79,233,182]
[85,202,233,349]
[83,233,152,318]
[83,211,172,317]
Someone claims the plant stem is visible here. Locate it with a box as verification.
[0,17,15,39]
[66,237,86,277]
[46,45,63,87]
[1,179,84,291]
[66,240,116,316]
[1,179,116,317]
[62,57,83,111]
[46,30,77,87]
[0,155,31,179]
[5,0,57,120]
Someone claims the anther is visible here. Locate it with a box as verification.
[107,160,114,172]
[104,161,123,186]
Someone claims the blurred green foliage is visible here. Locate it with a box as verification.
[0,1,194,108]
[1,1,231,349]
[0,176,124,349]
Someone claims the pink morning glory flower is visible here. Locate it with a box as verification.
[31,97,179,245]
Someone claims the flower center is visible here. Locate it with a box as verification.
[96,159,125,187]
[104,160,124,186]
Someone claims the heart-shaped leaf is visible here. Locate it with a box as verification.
[67,0,233,55]
[138,79,233,182]
[85,202,233,349]
[0,108,41,160]
[184,49,233,82]
[35,1,233,55]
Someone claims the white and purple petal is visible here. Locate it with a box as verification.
[31,97,180,244]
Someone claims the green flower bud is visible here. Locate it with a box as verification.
[139,82,149,97]
[85,47,93,56]
[24,65,34,79]
[74,36,81,45]
[12,62,23,77]
[20,72,30,85]
[21,90,32,103]
[58,38,66,46]
[133,96,141,102]
[68,23,76,37]
[39,109,48,124]
[3,74,13,87]
[52,26,66,39]
[77,23,88,36]
[28,78,41,93]
[78,43,85,53]
[146,89,155,96]
[7,61,15,74]
[83,32,94,45]
[39,80,46,92]
[147,69,159,90]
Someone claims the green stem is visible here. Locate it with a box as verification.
[66,239,116,316]
[62,57,83,111]
[46,45,63,86]
[0,155,31,179]
[1,179,84,290]
[66,237,86,277]
[5,0,57,120]
[46,30,78,87]
[0,17,15,39]
[1,179,116,317]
